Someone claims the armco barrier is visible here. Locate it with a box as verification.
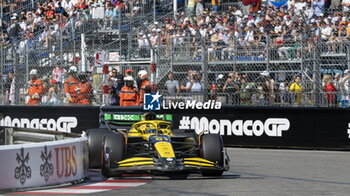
[0,136,88,190]
[1,105,350,150]
[3,127,82,144]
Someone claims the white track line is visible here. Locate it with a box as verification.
[26,189,109,194]
[11,172,152,194]
[85,182,147,187]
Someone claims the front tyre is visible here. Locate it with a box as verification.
[86,128,109,168]
[200,134,224,176]
[101,132,126,177]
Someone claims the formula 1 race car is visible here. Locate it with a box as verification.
[86,112,229,178]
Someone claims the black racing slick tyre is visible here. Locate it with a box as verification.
[200,134,224,176]
[86,128,109,168]
[101,132,126,177]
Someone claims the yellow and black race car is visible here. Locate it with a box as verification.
[86,112,229,178]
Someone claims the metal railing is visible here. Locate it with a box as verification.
[1,127,80,145]
[2,32,350,107]
[1,2,350,108]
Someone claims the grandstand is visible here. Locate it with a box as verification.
[1,0,350,107]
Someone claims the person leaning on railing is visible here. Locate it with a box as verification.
[52,61,67,88]
[278,79,291,105]
[165,72,180,97]
[185,72,203,93]
[239,75,256,106]
[289,76,303,106]
[40,77,51,104]
[323,75,337,107]
[223,73,240,105]
[260,71,275,105]
[180,70,193,92]
[45,80,62,104]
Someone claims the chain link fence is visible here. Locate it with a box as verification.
[0,0,174,105]
[1,2,350,107]
[153,31,350,107]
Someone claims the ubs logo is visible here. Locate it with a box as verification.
[14,147,32,185]
[40,146,54,182]
[55,146,77,178]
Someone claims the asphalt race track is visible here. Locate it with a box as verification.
[5,148,350,196]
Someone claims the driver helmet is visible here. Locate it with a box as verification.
[147,129,156,134]
[144,112,156,120]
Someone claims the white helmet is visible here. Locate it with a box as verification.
[138,70,148,79]
[69,66,78,74]
[124,76,134,81]
[29,69,38,75]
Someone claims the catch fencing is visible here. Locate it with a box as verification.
[1,4,350,107]
[0,0,175,105]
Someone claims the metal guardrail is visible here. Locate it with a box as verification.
[1,126,80,145]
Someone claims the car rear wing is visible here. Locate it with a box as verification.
[99,106,173,128]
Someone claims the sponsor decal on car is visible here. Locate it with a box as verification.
[179,116,290,137]
[103,114,172,121]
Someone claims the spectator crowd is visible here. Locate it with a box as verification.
[3,64,155,106]
[2,0,350,60]
[2,65,348,106]
[135,0,350,61]
[2,0,350,107]
[162,69,349,107]
[0,0,165,50]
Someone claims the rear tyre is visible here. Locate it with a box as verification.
[86,128,109,168]
[200,134,224,177]
[101,132,126,177]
